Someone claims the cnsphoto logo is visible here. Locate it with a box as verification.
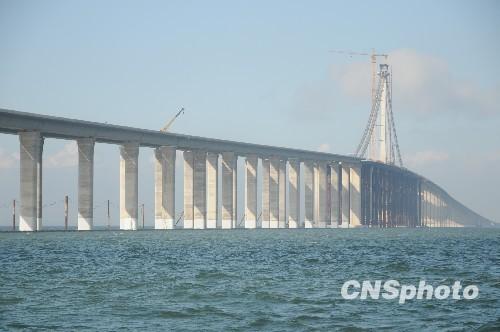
[341,280,479,304]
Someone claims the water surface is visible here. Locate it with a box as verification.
[1,228,499,331]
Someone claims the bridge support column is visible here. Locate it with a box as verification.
[330,163,341,227]
[19,131,43,231]
[77,138,95,230]
[314,162,328,228]
[221,152,236,229]
[206,152,218,229]
[304,161,314,228]
[434,193,438,227]
[154,146,176,229]
[36,138,43,230]
[340,163,350,228]
[245,155,258,229]
[430,192,435,227]
[427,190,432,227]
[440,196,445,227]
[423,189,429,227]
[435,194,439,227]
[349,166,362,227]
[193,151,207,229]
[288,160,300,228]
[421,189,425,227]
[261,158,270,228]
[269,157,279,228]
[183,151,194,229]
[313,163,319,227]
[434,194,439,227]
[233,156,238,228]
[278,159,287,228]
[120,143,139,230]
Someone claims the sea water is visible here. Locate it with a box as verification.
[1,228,499,331]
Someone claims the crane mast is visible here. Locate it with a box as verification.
[330,49,387,112]
[161,107,185,132]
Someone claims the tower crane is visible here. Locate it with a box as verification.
[329,49,388,109]
[161,107,185,132]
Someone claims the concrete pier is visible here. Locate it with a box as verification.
[183,151,194,229]
[193,150,207,229]
[278,159,286,228]
[341,164,350,227]
[314,162,328,227]
[288,160,300,228]
[427,191,432,227]
[154,146,176,229]
[120,143,139,230]
[304,161,314,228]
[313,163,319,226]
[269,157,280,228]
[245,155,258,229]
[206,152,218,229]
[19,131,42,231]
[36,137,43,230]
[432,192,437,227]
[221,152,235,229]
[261,158,270,228]
[330,163,341,227]
[430,192,436,227]
[349,166,362,227]
[423,190,429,227]
[77,138,95,230]
[233,155,238,228]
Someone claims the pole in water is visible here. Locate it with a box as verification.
[107,200,110,230]
[12,199,16,231]
[64,195,69,231]
[141,203,145,229]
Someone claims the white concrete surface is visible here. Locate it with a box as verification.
[206,152,218,229]
[221,152,235,229]
[269,157,279,228]
[183,150,194,229]
[304,161,314,228]
[341,164,350,227]
[77,138,95,230]
[288,160,300,228]
[154,146,176,229]
[120,143,139,230]
[261,158,270,228]
[349,166,362,227]
[193,150,207,229]
[330,163,340,227]
[245,155,258,229]
[278,159,286,228]
[19,131,42,231]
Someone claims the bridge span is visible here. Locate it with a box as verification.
[0,108,494,231]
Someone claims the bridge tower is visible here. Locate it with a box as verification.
[356,63,403,166]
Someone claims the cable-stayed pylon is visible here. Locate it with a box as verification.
[355,63,403,167]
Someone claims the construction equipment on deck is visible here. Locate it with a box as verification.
[330,49,388,109]
[161,107,185,132]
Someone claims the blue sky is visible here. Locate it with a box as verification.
[1,0,499,225]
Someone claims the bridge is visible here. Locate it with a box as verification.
[0,107,494,231]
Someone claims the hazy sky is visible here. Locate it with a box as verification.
[1,0,499,225]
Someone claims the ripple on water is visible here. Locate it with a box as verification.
[0,228,498,331]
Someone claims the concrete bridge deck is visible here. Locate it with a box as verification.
[0,108,495,231]
[0,108,358,164]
